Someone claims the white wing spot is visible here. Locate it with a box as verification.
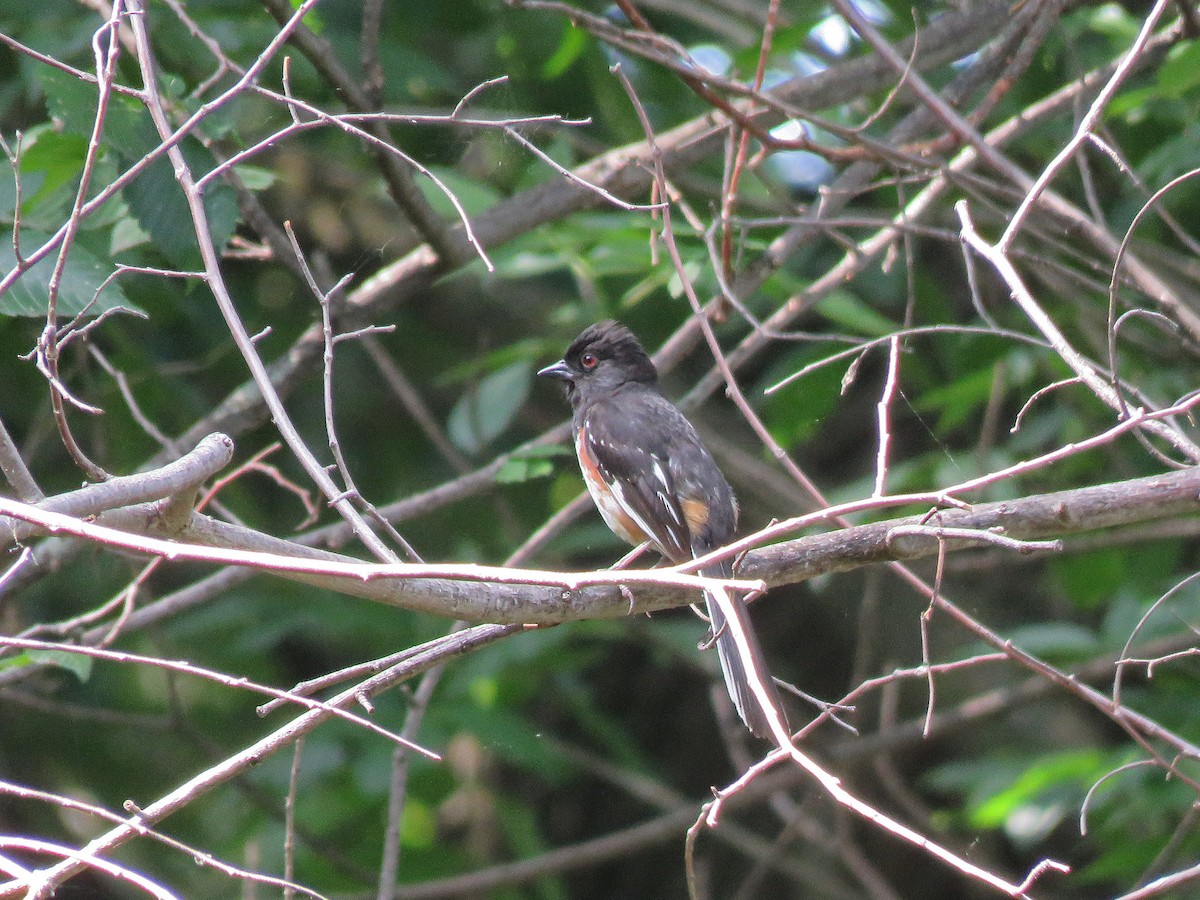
[651,458,683,527]
[651,458,669,490]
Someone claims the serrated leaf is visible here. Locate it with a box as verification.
[0,229,142,318]
[447,359,533,455]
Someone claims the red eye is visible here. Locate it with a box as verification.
[580,352,598,370]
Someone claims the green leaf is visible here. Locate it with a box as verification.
[290,0,324,33]
[447,359,534,455]
[3,128,128,238]
[971,750,1108,834]
[416,166,503,222]
[232,164,278,191]
[27,649,93,681]
[915,365,1001,434]
[1087,2,1138,41]
[1001,622,1099,659]
[817,288,898,337]
[0,652,33,674]
[1052,548,1127,610]
[121,129,240,269]
[496,445,571,484]
[1158,42,1200,98]
[400,798,437,850]
[110,214,151,254]
[6,129,87,228]
[0,229,141,318]
[38,66,148,142]
[1104,84,1156,120]
[756,346,846,448]
[928,748,1115,842]
[541,22,588,79]
[26,649,94,681]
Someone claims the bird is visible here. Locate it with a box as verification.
[538,320,786,738]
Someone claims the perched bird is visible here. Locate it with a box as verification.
[539,321,786,738]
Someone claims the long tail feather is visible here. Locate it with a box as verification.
[702,563,788,739]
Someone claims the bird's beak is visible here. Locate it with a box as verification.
[537,360,572,380]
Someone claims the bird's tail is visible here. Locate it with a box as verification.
[701,559,788,740]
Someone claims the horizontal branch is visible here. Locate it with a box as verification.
[7,465,1200,625]
[740,468,1200,588]
[0,498,761,603]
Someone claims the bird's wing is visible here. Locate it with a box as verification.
[578,393,695,562]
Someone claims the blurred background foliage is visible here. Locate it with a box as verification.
[2,0,1200,897]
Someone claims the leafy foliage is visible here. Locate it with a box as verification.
[2,1,1200,898]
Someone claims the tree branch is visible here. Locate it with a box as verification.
[7,464,1199,625]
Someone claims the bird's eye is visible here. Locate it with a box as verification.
[580,352,598,370]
